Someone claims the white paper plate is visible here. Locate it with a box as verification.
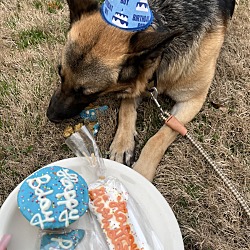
[0,157,184,250]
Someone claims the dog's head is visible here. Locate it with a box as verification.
[47,0,179,122]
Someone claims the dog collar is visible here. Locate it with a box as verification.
[101,0,153,31]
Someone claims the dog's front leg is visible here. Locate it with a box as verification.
[133,94,207,182]
[110,97,139,166]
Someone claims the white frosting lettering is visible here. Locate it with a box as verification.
[57,190,79,210]
[56,169,78,183]
[56,168,80,227]
[68,209,80,220]
[50,237,73,249]
[61,178,74,191]
[58,210,69,227]
[58,209,80,227]
[27,175,54,229]
[30,213,53,229]
[27,174,51,189]
[40,198,53,219]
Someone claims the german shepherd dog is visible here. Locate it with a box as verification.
[47,0,235,181]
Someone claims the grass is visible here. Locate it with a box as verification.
[17,28,49,49]
[0,80,9,96]
[47,0,64,13]
[0,0,249,249]
[33,0,43,10]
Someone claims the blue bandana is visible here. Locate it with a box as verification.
[101,0,153,31]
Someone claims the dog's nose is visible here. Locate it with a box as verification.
[46,109,61,123]
[46,100,63,123]
[46,97,83,123]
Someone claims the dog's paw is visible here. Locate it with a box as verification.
[109,132,136,167]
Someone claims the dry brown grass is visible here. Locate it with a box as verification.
[0,0,249,249]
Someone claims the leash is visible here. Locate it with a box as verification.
[149,87,250,218]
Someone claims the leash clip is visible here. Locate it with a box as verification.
[149,87,169,119]
[148,87,187,136]
[148,87,158,100]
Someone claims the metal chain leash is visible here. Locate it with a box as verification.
[185,132,250,217]
[149,87,250,218]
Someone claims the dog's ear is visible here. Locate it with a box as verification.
[129,30,182,54]
[118,30,182,83]
[66,0,99,24]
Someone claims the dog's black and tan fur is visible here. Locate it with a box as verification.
[47,0,235,181]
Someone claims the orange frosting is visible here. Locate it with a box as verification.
[89,187,143,250]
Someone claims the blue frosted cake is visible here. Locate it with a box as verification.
[17,166,89,230]
[40,229,85,250]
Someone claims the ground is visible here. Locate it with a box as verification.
[0,0,249,249]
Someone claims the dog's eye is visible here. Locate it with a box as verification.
[73,86,85,94]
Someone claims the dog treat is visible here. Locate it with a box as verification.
[63,126,74,138]
[74,123,83,132]
[63,123,84,138]
[79,105,108,136]
[17,166,89,230]
[79,105,108,122]
[89,178,146,250]
[40,229,85,250]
